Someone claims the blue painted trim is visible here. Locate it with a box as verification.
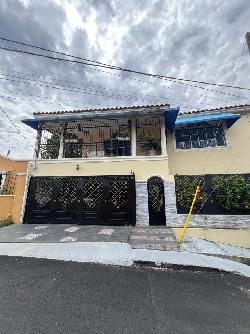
[175,112,241,128]
[165,107,180,132]
[21,119,39,130]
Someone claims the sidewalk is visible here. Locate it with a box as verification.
[0,224,249,277]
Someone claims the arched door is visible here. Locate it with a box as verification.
[147,176,166,225]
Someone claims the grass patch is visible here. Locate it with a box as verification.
[0,220,13,228]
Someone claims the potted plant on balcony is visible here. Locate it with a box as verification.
[143,134,160,155]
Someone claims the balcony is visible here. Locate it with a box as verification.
[35,116,166,159]
[63,139,131,158]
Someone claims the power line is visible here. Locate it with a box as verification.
[225,41,247,104]
[1,71,204,108]
[0,44,247,102]
[0,75,164,104]
[0,67,246,116]
[0,69,180,104]
[0,106,34,146]
[1,66,246,103]
[0,90,201,112]
[0,40,250,91]
[82,62,248,101]
[0,68,175,103]
[0,72,242,114]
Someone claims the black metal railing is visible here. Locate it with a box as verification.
[38,138,163,159]
[136,140,161,156]
[63,139,131,158]
[39,143,60,159]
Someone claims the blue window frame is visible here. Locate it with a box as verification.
[175,122,226,150]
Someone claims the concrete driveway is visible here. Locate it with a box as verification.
[0,224,132,243]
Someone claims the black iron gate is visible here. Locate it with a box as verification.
[147,176,166,225]
[24,175,136,225]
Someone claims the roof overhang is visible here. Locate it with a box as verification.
[22,106,171,129]
[175,112,241,128]
[164,107,180,132]
[21,119,39,130]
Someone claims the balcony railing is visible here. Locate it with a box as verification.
[39,143,60,159]
[38,138,166,159]
[136,140,161,156]
[64,139,131,158]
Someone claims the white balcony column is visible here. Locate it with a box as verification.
[131,118,137,157]
[160,115,167,156]
[58,132,64,159]
[33,126,42,159]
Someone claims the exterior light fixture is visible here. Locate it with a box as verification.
[32,162,37,170]
[76,164,80,171]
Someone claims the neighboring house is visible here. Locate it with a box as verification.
[0,155,28,223]
[21,103,250,227]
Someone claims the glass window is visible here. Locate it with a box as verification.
[175,122,226,150]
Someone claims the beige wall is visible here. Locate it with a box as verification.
[32,158,173,181]
[167,111,250,175]
[0,196,13,221]
[173,228,250,248]
[0,156,28,223]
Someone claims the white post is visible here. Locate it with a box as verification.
[58,132,64,159]
[160,115,167,156]
[33,126,42,159]
[131,118,137,157]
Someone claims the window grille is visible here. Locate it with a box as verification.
[175,122,226,150]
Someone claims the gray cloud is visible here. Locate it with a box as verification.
[0,0,249,158]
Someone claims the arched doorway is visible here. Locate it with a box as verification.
[147,176,166,225]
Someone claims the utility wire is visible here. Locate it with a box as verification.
[0,68,181,104]
[0,67,246,116]
[0,41,250,91]
[0,73,202,108]
[1,66,245,103]
[225,41,247,104]
[0,106,34,146]
[0,90,200,112]
[83,63,248,101]
[0,69,174,103]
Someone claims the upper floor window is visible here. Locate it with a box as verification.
[175,122,226,150]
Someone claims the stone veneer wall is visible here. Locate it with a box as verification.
[164,180,178,222]
[135,182,149,226]
[135,179,250,228]
[172,214,250,229]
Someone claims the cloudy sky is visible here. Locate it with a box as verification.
[0,0,250,158]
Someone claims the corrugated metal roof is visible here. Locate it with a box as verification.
[182,104,250,115]
[33,103,170,116]
[33,103,250,117]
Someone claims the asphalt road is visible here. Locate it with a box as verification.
[0,257,249,334]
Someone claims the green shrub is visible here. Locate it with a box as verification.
[212,175,245,210]
[175,176,207,210]
[0,220,13,228]
[243,178,250,209]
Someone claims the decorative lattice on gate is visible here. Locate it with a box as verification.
[34,180,53,209]
[110,180,128,209]
[82,178,103,209]
[57,179,77,210]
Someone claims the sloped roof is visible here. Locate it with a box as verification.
[33,103,170,116]
[33,103,250,117]
[182,104,250,115]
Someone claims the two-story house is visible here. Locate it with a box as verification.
[21,103,250,227]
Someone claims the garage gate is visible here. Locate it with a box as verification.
[24,175,136,225]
